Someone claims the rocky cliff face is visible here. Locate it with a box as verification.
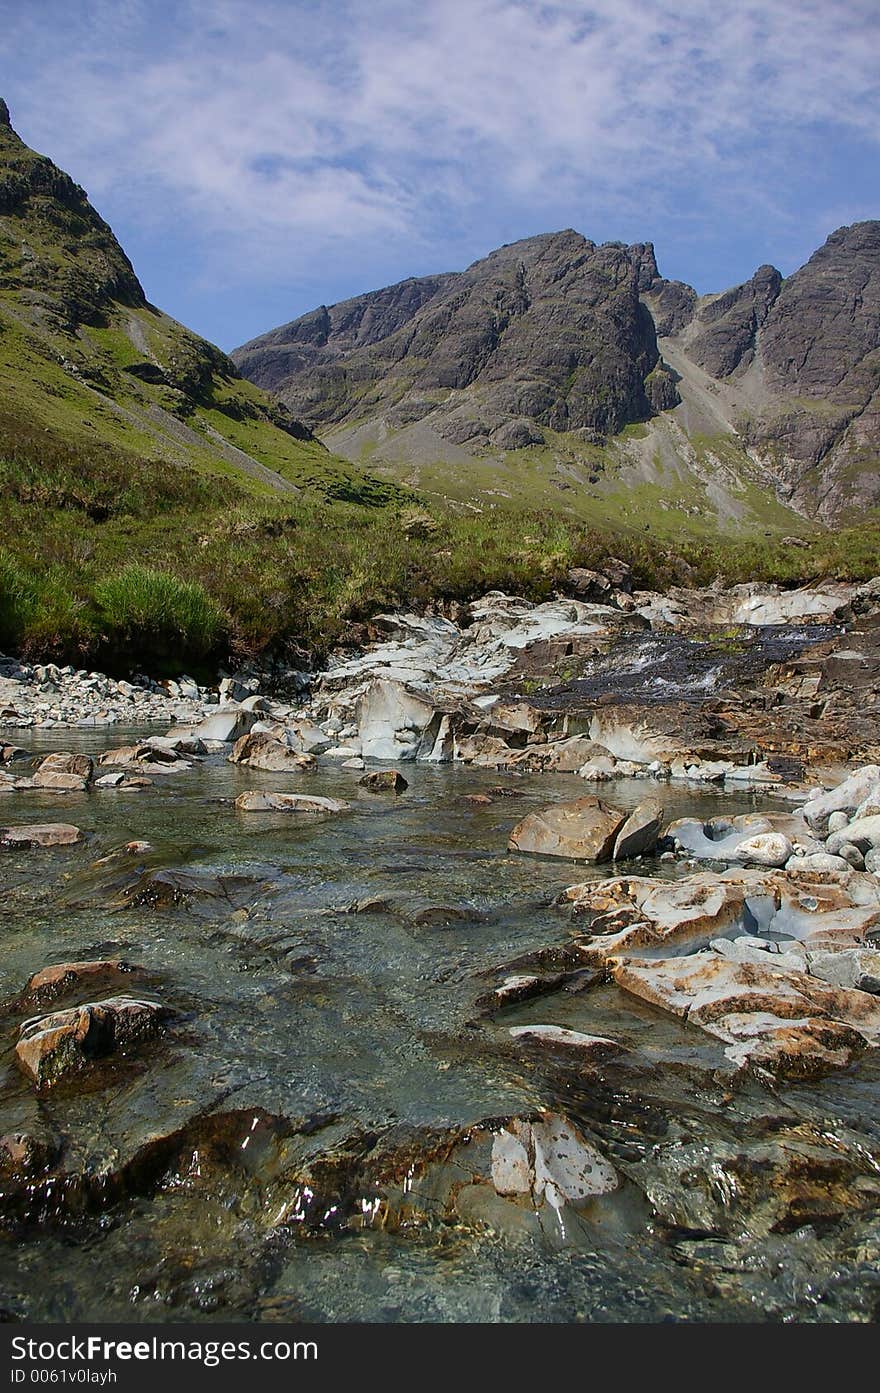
[235,221,880,523]
[234,231,678,452]
[0,99,145,327]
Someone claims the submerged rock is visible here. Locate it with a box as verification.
[0,822,82,848]
[16,960,143,1010]
[509,796,626,861]
[508,1025,621,1056]
[234,791,349,815]
[16,996,169,1087]
[491,1113,618,1209]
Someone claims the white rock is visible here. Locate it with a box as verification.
[491,1113,617,1211]
[803,766,880,836]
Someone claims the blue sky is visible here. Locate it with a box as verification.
[4,0,879,351]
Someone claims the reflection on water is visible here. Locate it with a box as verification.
[0,728,877,1323]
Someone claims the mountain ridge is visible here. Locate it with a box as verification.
[234,221,880,525]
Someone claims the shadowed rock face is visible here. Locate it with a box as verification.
[740,222,880,514]
[761,223,880,402]
[234,231,672,444]
[687,264,783,378]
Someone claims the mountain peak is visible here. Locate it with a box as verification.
[0,98,10,127]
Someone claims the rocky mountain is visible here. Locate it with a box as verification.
[235,222,880,525]
[0,100,394,505]
[235,230,678,452]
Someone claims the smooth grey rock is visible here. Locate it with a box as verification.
[803,767,880,836]
[808,948,880,994]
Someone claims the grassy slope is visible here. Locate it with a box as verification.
[1,105,878,674]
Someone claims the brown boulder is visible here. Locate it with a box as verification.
[229,732,316,772]
[16,996,169,1087]
[30,770,89,792]
[0,823,82,848]
[359,770,408,793]
[37,752,93,782]
[508,796,626,861]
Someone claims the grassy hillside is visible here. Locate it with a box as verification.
[1,101,878,675]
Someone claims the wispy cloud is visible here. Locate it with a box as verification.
[4,0,879,337]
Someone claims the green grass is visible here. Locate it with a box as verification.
[2,411,880,673]
[2,113,878,678]
[93,565,225,671]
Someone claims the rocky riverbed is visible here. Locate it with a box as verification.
[4,575,880,1323]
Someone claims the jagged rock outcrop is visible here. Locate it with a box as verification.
[687,263,783,378]
[234,231,678,446]
[235,221,880,523]
[742,222,880,515]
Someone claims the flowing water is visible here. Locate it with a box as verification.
[1,728,879,1324]
[519,624,842,707]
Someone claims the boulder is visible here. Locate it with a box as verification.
[98,744,189,773]
[355,679,442,762]
[803,766,880,836]
[831,813,880,852]
[613,798,663,860]
[731,832,793,868]
[37,752,93,782]
[229,732,316,772]
[30,770,89,792]
[284,719,332,755]
[0,823,81,848]
[359,770,408,793]
[613,951,880,1076]
[808,947,880,994]
[577,755,617,781]
[508,796,626,862]
[185,706,257,744]
[16,996,168,1087]
[234,791,349,815]
[19,960,141,1009]
[790,852,853,873]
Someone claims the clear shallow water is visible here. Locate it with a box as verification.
[1,731,879,1323]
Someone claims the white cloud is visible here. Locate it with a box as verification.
[4,0,879,300]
